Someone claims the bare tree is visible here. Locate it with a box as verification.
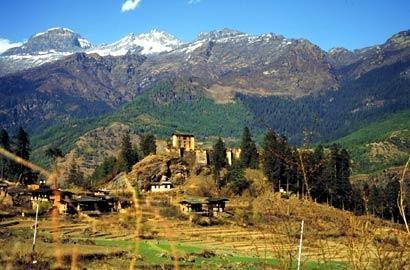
[397,156,410,234]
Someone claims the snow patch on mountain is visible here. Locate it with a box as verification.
[78,38,92,49]
[89,29,183,56]
[178,41,205,54]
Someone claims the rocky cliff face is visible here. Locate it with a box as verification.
[126,154,189,191]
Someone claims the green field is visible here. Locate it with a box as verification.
[95,238,346,270]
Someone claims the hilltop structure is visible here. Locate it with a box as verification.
[172,132,196,151]
[169,133,241,166]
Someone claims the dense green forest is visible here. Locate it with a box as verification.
[238,60,410,144]
[99,80,252,138]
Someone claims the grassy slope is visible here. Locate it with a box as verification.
[334,109,410,174]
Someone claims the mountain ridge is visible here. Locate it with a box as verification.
[1,28,408,77]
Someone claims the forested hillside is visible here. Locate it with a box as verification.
[238,60,410,144]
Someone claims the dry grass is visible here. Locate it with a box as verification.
[2,191,409,269]
[1,146,409,269]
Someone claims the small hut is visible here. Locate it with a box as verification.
[179,197,228,217]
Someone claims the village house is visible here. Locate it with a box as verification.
[172,132,196,152]
[71,196,115,216]
[57,198,78,215]
[6,186,32,207]
[150,181,173,192]
[32,188,75,211]
[31,186,53,205]
[179,197,228,217]
[57,194,131,215]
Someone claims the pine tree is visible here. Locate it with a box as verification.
[0,128,11,179]
[262,130,281,191]
[289,148,303,195]
[67,160,87,188]
[228,161,250,195]
[240,127,259,169]
[323,144,339,206]
[278,135,292,192]
[14,127,30,161]
[90,156,118,185]
[119,131,139,172]
[212,137,227,181]
[323,144,353,210]
[310,145,328,203]
[384,179,400,222]
[335,149,353,210]
[13,127,31,178]
[368,185,382,216]
[140,133,157,158]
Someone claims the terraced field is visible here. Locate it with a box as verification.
[1,193,405,269]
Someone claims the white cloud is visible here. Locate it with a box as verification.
[121,0,142,12]
[0,38,22,54]
[188,0,201,4]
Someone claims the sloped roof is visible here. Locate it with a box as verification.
[179,197,228,204]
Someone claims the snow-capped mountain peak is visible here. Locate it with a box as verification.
[1,27,92,56]
[0,27,93,75]
[32,27,75,38]
[89,29,183,56]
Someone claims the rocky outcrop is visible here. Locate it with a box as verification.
[127,154,189,191]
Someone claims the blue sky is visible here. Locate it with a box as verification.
[0,0,409,51]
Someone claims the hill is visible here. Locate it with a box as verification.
[334,109,410,174]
